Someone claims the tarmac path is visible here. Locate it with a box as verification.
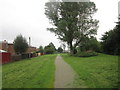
[54,54,76,88]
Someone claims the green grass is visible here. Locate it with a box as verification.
[61,53,118,88]
[2,54,57,88]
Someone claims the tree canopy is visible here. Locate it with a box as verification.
[45,1,99,54]
[44,42,56,54]
[57,47,63,53]
[101,22,120,55]
[14,35,28,54]
[49,42,56,51]
[79,36,101,52]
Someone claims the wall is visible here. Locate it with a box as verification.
[8,44,15,55]
[0,52,11,64]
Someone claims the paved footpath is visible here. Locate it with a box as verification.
[54,54,76,88]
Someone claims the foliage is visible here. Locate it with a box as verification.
[13,35,28,54]
[49,42,56,51]
[2,54,56,88]
[45,2,99,54]
[101,22,120,55]
[39,45,44,53]
[61,53,118,88]
[79,36,101,52]
[44,46,54,54]
[57,47,63,53]
[75,51,98,57]
[44,43,56,54]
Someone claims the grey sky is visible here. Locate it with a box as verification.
[0,0,119,48]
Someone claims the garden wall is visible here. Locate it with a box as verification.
[0,52,11,64]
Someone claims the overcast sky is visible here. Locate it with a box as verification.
[0,0,119,48]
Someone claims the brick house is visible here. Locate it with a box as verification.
[27,46,37,53]
[0,40,37,55]
[0,40,8,51]
[0,40,15,55]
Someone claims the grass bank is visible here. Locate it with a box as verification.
[61,53,118,88]
[2,54,57,88]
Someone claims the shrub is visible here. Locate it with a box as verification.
[75,51,98,57]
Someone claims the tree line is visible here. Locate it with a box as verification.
[101,22,120,55]
[39,42,63,54]
[13,35,63,55]
[45,1,119,56]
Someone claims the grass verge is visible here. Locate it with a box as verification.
[61,53,118,88]
[2,54,56,88]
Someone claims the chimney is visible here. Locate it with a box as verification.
[2,40,8,51]
[29,37,31,47]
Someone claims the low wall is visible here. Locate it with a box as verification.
[11,54,21,61]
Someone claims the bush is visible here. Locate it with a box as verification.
[75,51,98,57]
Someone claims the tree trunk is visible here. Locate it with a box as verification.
[69,42,73,55]
[69,42,77,55]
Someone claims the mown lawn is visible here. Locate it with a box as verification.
[2,54,56,88]
[61,53,119,88]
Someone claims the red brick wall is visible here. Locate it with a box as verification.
[0,52,11,64]
[0,42,8,51]
[8,44,15,55]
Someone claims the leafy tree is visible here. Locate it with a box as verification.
[57,47,63,53]
[44,45,54,54]
[101,22,120,55]
[39,46,44,53]
[14,35,28,54]
[49,42,56,51]
[44,42,56,54]
[45,2,99,55]
[79,36,101,52]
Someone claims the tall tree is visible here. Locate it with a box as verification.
[14,35,28,54]
[57,47,63,53]
[44,45,55,54]
[49,42,56,51]
[101,22,120,55]
[45,1,99,54]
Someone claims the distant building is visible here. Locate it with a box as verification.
[0,40,15,55]
[0,40,37,55]
[0,40,8,51]
[27,46,37,53]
